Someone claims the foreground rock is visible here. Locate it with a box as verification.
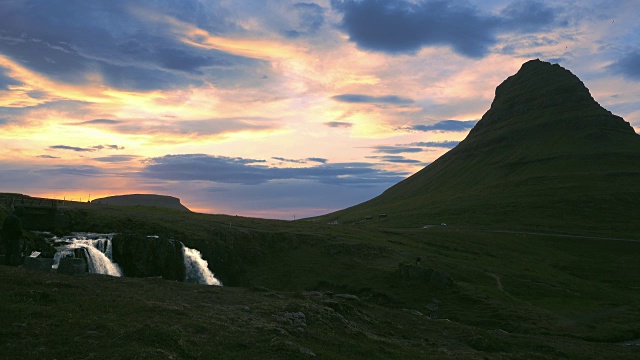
[112,233,185,280]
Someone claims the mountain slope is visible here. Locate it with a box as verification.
[323,60,640,236]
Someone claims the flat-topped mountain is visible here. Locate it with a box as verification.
[323,59,640,236]
[91,194,191,212]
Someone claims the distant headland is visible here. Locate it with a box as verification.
[91,194,191,212]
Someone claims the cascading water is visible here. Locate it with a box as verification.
[52,233,122,277]
[182,246,222,286]
[49,233,220,285]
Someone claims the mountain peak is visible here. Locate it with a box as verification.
[470,59,634,137]
[322,60,640,236]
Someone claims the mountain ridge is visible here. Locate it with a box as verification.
[91,194,191,212]
[320,59,640,236]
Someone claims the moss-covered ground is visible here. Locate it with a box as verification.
[1,198,639,359]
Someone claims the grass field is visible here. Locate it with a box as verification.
[1,199,639,359]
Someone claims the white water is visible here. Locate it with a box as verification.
[52,234,123,277]
[50,233,220,285]
[182,246,222,286]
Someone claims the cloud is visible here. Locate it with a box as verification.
[324,121,353,128]
[271,156,330,164]
[404,120,478,132]
[285,3,326,38]
[141,154,407,186]
[109,117,280,137]
[307,157,328,164]
[74,119,123,125]
[332,94,414,104]
[411,140,460,148]
[498,0,561,33]
[48,144,125,152]
[0,100,96,127]
[332,0,563,58]
[372,145,423,154]
[36,165,105,177]
[36,155,60,159]
[366,155,425,164]
[49,145,96,152]
[608,52,640,81]
[0,0,264,91]
[93,155,140,163]
[0,66,22,90]
[95,145,125,150]
[272,157,307,164]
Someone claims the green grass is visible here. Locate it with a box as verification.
[2,197,640,358]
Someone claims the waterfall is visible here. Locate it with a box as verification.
[182,246,222,286]
[52,234,123,277]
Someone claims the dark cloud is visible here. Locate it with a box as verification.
[285,3,326,38]
[366,155,424,164]
[272,157,307,164]
[36,155,60,159]
[93,155,140,163]
[411,140,459,148]
[48,144,124,152]
[0,66,22,90]
[608,52,640,81]
[49,145,95,152]
[307,157,328,164]
[404,120,477,132]
[324,121,353,128]
[0,0,264,91]
[332,0,563,58]
[27,90,47,99]
[271,156,329,164]
[332,94,414,104]
[92,145,125,150]
[372,146,423,154]
[499,0,561,33]
[141,154,407,186]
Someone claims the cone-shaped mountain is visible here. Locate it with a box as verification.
[324,59,640,236]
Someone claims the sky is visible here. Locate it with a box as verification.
[1,0,639,219]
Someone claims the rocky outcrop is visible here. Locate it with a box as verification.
[111,233,185,281]
[57,258,87,275]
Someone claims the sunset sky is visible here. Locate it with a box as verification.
[1,0,639,219]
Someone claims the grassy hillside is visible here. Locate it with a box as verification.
[317,60,640,238]
[2,60,639,358]
[1,198,639,358]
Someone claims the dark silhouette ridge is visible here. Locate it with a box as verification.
[321,59,640,236]
[91,194,191,212]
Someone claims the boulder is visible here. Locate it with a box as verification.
[111,233,185,281]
